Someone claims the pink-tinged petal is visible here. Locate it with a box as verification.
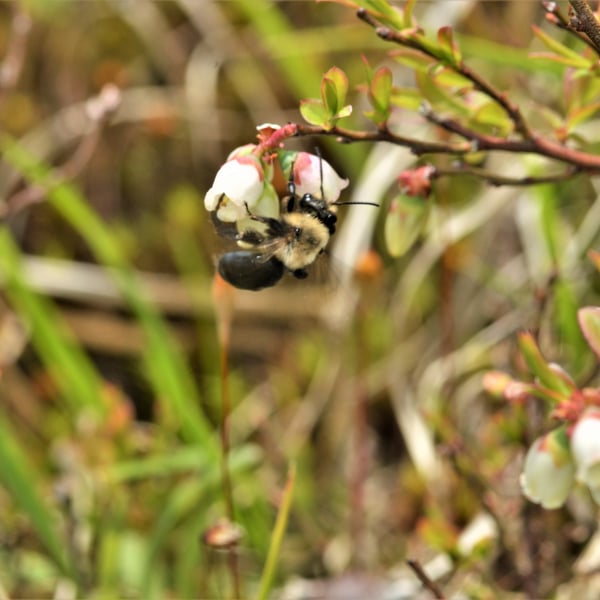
[292,152,349,202]
[521,429,574,509]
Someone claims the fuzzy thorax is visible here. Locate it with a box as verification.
[275,212,330,271]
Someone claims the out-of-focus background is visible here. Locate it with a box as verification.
[1,1,599,598]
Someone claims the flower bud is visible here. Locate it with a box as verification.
[520,428,574,509]
[570,410,600,489]
[291,152,348,202]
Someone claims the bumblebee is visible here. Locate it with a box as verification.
[213,168,377,291]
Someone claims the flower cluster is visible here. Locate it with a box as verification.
[485,315,600,510]
[520,410,600,509]
[203,125,348,226]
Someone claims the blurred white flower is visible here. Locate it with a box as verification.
[292,152,348,202]
[520,428,574,509]
[571,410,600,491]
[204,155,265,222]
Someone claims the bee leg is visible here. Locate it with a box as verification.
[243,203,287,236]
[237,229,265,245]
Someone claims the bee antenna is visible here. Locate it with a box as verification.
[316,147,325,201]
[332,201,380,207]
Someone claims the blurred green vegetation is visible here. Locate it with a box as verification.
[1,1,600,598]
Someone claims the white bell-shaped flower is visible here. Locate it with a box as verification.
[204,155,265,222]
[292,152,349,202]
[520,428,574,509]
[571,410,600,489]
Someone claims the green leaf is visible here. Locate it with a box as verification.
[415,70,471,117]
[517,331,574,397]
[299,98,331,128]
[530,51,592,68]
[384,195,430,257]
[324,66,348,104]
[554,279,588,372]
[470,100,514,136]
[402,0,417,28]
[369,66,392,111]
[437,26,461,65]
[366,66,392,124]
[391,48,435,72]
[321,75,340,116]
[389,86,422,110]
[431,66,472,89]
[334,104,353,120]
[566,102,600,132]
[360,0,404,28]
[579,307,600,361]
[531,24,592,69]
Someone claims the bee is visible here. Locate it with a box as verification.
[212,161,378,291]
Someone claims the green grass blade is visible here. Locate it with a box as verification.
[0,228,105,414]
[255,463,296,600]
[0,135,217,450]
[0,411,72,576]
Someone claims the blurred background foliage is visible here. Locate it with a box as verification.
[2,0,600,598]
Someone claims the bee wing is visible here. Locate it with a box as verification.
[248,237,288,263]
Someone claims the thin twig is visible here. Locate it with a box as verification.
[432,165,581,187]
[569,0,600,54]
[2,85,121,218]
[406,559,447,600]
[544,1,600,55]
[353,5,600,176]
[358,8,532,139]
[0,3,31,96]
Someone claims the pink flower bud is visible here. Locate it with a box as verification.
[570,410,600,490]
[204,155,265,222]
[520,428,574,509]
[397,165,436,198]
[292,152,348,202]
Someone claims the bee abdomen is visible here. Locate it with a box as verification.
[217,250,285,291]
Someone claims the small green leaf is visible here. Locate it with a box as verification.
[324,66,348,101]
[366,66,392,124]
[517,331,574,397]
[384,194,430,257]
[369,66,392,111]
[402,0,417,28]
[391,48,435,72]
[321,76,339,116]
[361,54,375,82]
[431,66,472,89]
[531,24,593,69]
[334,104,353,119]
[470,100,514,136]
[321,67,349,117]
[299,98,330,128]
[416,70,471,117]
[437,26,461,65]
[566,102,600,132]
[389,87,422,110]
[579,307,600,361]
[530,51,592,68]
